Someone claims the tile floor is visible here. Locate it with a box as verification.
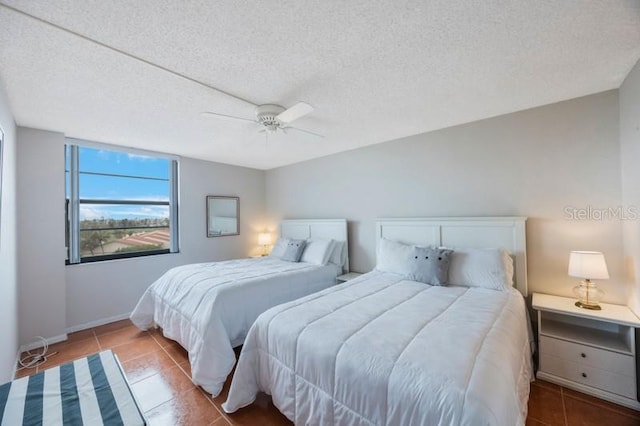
[14,319,640,425]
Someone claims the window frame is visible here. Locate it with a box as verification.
[65,141,179,264]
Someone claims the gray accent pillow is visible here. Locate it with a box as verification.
[407,247,453,285]
[281,239,307,262]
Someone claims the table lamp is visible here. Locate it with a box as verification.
[568,251,609,310]
[258,232,272,256]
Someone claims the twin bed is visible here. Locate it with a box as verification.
[132,217,533,425]
[130,219,348,396]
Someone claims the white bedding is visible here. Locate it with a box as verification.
[223,270,533,425]
[130,257,339,396]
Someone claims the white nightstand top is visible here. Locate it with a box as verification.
[532,293,640,327]
[337,272,363,282]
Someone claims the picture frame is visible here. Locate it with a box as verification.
[206,196,240,237]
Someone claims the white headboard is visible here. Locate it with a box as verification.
[375,217,528,296]
[280,219,349,273]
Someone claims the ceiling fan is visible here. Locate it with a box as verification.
[202,102,324,138]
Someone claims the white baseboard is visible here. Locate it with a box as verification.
[18,334,68,354]
[14,335,68,379]
[11,313,132,379]
[65,312,131,334]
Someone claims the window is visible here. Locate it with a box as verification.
[65,142,179,264]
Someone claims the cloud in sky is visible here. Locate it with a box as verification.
[127,153,157,162]
[80,204,169,220]
[79,206,107,220]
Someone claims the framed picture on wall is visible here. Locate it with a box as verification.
[206,196,240,237]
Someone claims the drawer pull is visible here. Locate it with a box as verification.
[580,353,586,358]
[581,372,587,378]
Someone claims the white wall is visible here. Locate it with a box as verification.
[620,58,640,315]
[17,128,68,345]
[16,129,265,342]
[0,81,18,381]
[266,91,627,303]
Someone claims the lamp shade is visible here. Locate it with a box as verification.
[258,232,272,246]
[568,251,609,280]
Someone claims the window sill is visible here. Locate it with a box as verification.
[66,249,178,266]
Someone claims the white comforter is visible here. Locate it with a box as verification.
[223,271,533,426]
[130,257,339,396]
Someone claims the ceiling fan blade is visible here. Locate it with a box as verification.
[276,102,314,123]
[201,111,256,123]
[286,126,324,138]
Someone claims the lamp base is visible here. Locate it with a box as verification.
[575,301,601,310]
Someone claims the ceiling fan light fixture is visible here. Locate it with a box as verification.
[203,102,323,138]
[265,124,279,133]
[255,104,287,134]
[255,104,285,123]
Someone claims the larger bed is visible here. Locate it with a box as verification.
[223,217,533,425]
[130,219,348,397]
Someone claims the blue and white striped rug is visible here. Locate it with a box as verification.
[0,350,145,425]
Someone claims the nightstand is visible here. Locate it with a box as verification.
[336,272,362,284]
[532,293,640,410]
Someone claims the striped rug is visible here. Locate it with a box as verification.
[0,350,145,425]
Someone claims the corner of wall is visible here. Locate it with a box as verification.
[619,56,640,316]
[0,80,19,382]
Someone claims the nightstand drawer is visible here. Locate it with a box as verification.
[540,336,634,375]
[540,353,636,398]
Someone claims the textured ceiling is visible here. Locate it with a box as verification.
[1,1,639,170]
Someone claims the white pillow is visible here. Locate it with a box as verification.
[447,248,514,291]
[269,237,289,258]
[375,238,414,276]
[503,250,514,286]
[300,239,335,265]
[328,240,347,267]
